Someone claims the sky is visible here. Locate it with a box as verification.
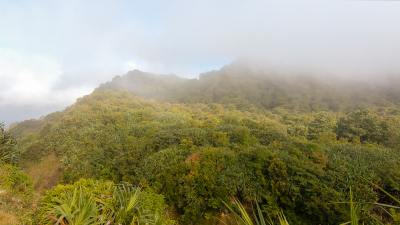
[1,1,400,127]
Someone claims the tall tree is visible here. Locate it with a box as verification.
[0,122,19,165]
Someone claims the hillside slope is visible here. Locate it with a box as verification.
[6,63,400,224]
[96,62,400,113]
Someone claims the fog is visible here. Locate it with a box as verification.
[1,1,400,126]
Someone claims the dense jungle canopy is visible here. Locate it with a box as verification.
[2,63,400,224]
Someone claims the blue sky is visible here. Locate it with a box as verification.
[1,1,400,126]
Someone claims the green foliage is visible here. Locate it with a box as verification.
[337,109,395,144]
[349,187,358,225]
[97,63,400,113]
[219,196,289,225]
[36,179,172,225]
[220,196,255,225]
[114,184,148,224]
[0,122,19,166]
[10,65,400,224]
[0,163,34,224]
[0,163,32,194]
[46,186,105,225]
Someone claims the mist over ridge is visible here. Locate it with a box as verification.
[3,1,400,224]
[4,57,400,129]
[6,59,400,224]
[95,60,400,112]
[2,1,400,127]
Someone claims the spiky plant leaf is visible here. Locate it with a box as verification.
[114,183,154,225]
[46,186,103,225]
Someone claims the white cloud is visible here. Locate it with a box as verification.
[1,1,400,126]
[0,48,62,106]
[0,48,94,108]
[125,61,137,70]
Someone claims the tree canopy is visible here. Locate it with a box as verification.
[5,63,400,224]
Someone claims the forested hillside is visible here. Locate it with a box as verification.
[4,63,400,224]
[98,62,400,113]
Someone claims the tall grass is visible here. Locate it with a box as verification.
[336,184,400,225]
[346,187,358,225]
[370,183,400,224]
[219,196,289,225]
